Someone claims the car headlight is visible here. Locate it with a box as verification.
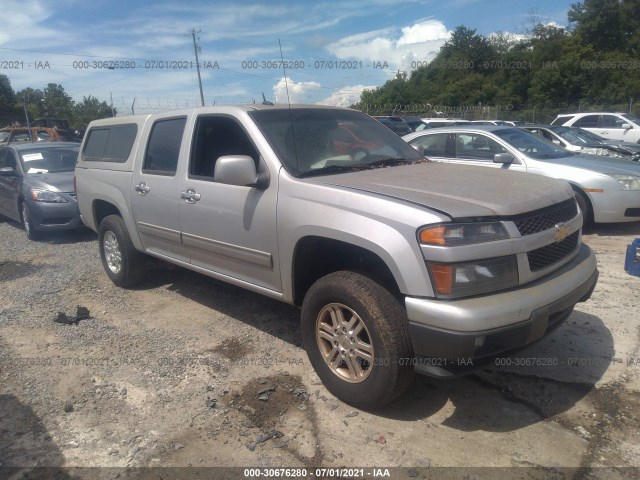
[30,188,69,203]
[418,222,509,246]
[609,174,640,191]
[427,256,519,298]
[583,147,606,156]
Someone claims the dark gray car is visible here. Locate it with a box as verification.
[0,142,82,240]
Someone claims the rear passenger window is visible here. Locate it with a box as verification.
[143,117,186,175]
[573,115,599,128]
[410,133,448,157]
[83,124,138,162]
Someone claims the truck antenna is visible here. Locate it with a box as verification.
[278,39,299,171]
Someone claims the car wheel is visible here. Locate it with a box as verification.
[98,215,145,287]
[574,190,592,227]
[21,202,40,240]
[301,271,414,408]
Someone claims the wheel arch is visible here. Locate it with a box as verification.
[291,236,402,307]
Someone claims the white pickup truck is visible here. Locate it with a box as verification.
[74,105,598,407]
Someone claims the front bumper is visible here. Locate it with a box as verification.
[405,243,598,377]
[588,189,640,223]
[27,198,83,232]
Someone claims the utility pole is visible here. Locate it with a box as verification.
[187,28,205,106]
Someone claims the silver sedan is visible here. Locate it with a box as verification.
[403,126,640,224]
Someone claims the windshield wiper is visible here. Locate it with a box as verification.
[298,158,416,178]
[298,164,358,178]
[358,157,410,169]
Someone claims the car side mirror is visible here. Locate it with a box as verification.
[621,123,632,130]
[214,155,268,188]
[493,153,514,164]
[0,166,18,176]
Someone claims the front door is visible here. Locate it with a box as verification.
[178,115,281,293]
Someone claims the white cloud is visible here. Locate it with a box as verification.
[273,77,321,104]
[318,85,377,108]
[326,19,452,73]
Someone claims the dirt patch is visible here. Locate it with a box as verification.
[209,337,254,362]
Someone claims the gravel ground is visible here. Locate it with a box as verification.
[1,217,639,480]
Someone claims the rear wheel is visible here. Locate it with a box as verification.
[301,271,414,408]
[98,215,145,287]
[21,202,40,241]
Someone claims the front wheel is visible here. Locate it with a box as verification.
[21,202,40,241]
[98,215,145,287]
[301,271,414,408]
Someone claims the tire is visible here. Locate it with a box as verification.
[21,202,40,241]
[574,190,592,227]
[98,215,145,287]
[301,271,414,408]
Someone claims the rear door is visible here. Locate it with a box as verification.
[407,132,451,161]
[131,115,189,262]
[178,114,281,292]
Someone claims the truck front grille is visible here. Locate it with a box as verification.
[514,199,578,236]
[527,231,579,271]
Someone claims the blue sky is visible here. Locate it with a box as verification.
[0,0,575,113]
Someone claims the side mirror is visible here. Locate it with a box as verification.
[0,166,18,176]
[621,123,632,130]
[214,155,268,188]
[493,153,515,164]
[411,144,425,156]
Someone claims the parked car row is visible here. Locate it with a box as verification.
[2,109,640,245]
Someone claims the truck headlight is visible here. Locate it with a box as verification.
[418,222,508,246]
[30,188,68,203]
[428,256,519,298]
[609,174,640,191]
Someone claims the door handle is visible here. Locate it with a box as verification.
[180,189,201,204]
[135,182,150,195]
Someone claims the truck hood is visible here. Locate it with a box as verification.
[313,162,573,219]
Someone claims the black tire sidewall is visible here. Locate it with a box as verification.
[98,215,143,287]
[301,272,412,407]
[21,202,39,241]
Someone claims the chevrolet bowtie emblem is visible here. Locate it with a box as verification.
[554,223,569,243]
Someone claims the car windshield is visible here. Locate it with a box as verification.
[19,146,79,174]
[249,108,423,177]
[551,126,600,145]
[494,128,574,160]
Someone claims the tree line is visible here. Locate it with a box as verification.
[353,0,640,121]
[0,77,115,131]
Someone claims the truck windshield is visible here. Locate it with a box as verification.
[249,108,423,177]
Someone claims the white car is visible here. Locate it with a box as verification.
[403,125,640,224]
[551,112,640,143]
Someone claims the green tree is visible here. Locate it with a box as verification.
[72,96,115,130]
[41,83,74,120]
[15,87,45,123]
[0,74,16,107]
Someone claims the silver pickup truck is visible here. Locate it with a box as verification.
[74,105,598,407]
